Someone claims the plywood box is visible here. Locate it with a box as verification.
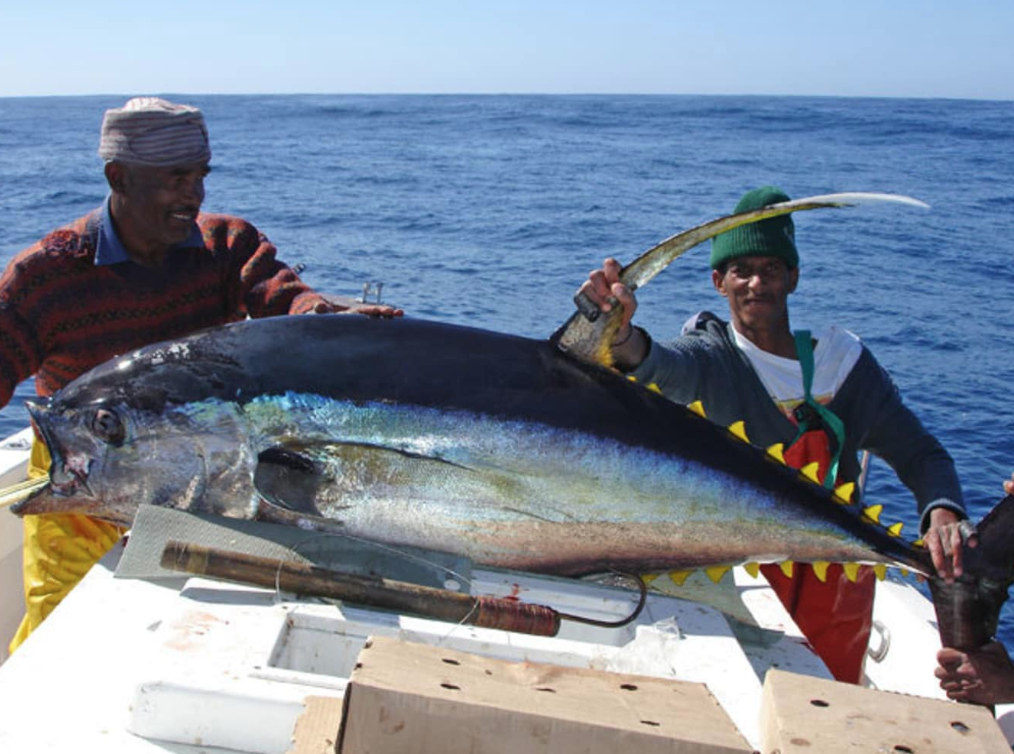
[760,668,1009,753]
[337,635,753,754]
[288,696,345,754]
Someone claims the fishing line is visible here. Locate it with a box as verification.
[277,529,477,606]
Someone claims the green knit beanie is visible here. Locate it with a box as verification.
[710,185,798,269]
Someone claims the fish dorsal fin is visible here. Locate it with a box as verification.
[727,420,749,443]
[833,481,855,504]
[551,192,929,365]
[799,462,822,483]
[766,443,786,463]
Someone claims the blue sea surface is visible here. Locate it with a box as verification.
[2,94,1013,642]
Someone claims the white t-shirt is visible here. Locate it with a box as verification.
[732,325,863,419]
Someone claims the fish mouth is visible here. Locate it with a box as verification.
[20,400,96,506]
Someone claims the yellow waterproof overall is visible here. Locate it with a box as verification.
[7,439,124,654]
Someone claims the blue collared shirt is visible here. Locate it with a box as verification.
[94,195,204,266]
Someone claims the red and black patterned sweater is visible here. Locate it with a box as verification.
[0,209,328,406]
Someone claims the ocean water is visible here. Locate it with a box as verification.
[2,94,1013,642]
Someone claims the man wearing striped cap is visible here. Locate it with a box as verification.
[0,97,401,652]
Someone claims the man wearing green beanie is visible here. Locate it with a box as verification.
[577,185,968,685]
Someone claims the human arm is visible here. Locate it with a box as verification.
[1005,471,1014,497]
[221,217,401,318]
[0,266,44,409]
[838,349,969,581]
[935,641,1014,705]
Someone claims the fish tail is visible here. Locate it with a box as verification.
[929,493,1014,649]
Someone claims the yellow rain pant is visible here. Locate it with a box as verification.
[7,439,124,654]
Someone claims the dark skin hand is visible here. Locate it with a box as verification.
[936,641,1014,705]
[307,294,403,318]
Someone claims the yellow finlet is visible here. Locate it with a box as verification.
[626,375,638,383]
[743,562,761,578]
[705,565,731,583]
[913,538,925,548]
[766,443,786,463]
[843,562,861,582]
[779,561,794,578]
[687,400,706,418]
[873,564,887,581]
[833,481,855,504]
[728,420,749,442]
[900,567,910,578]
[668,570,693,586]
[887,522,904,538]
[640,573,660,586]
[800,462,821,484]
[646,382,662,394]
[863,504,883,524]
[811,561,830,582]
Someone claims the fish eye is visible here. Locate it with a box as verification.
[91,408,125,445]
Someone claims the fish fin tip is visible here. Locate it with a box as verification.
[646,382,662,394]
[843,562,861,582]
[668,569,693,586]
[766,443,786,463]
[778,560,794,578]
[833,481,855,504]
[743,561,761,578]
[811,561,830,582]
[887,522,904,537]
[705,565,731,583]
[863,504,883,524]
[728,420,749,443]
[800,462,821,484]
[873,564,888,581]
[687,400,706,418]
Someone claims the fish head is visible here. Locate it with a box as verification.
[13,343,258,526]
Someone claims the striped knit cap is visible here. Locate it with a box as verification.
[710,186,798,269]
[98,97,211,166]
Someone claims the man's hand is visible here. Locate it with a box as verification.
[923,507,976,584]
[577,258,646,368]
[936,641,1014,705]
[307,296,403,318]
[578,258,637,324]
[1004,471,1014,497]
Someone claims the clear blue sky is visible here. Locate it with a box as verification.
[3,1,1012,100]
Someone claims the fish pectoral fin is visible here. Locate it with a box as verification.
[255,446,326,516]
[258,446,318,472]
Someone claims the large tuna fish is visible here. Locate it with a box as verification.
[12,193,1013,647]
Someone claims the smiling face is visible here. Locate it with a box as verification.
[105,160,210,266]
[712,255,799,345]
